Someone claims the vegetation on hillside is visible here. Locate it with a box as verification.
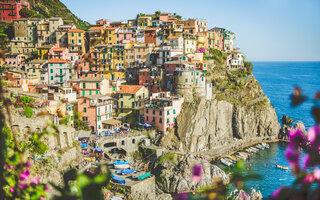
[26,0,90,30]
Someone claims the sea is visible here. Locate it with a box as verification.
[224,62,320,198]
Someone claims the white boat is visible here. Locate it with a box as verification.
[114,164,130,169]
[220,158,233,166]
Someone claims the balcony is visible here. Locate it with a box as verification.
[90,100,112,107]
[55,73,66,77]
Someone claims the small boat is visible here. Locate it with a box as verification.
[121,169,136,175]
[133,172,151,180]
[261,143,270,148]
[275,164,288,170]
[220,158,233,166]
[111,174,126,184]
[113,161,130,169]
[249,147,259,152]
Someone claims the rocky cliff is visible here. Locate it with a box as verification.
[162,63,281,154]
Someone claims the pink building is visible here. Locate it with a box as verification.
[115,28,136,44]
[5,53,27,68]
[78,95,113,134]
[48,47,80,65]
[138,68,164,93]
[164,60,195,75]
[78,49,101,78]
[144,92,184,132]
[159,13,170,22]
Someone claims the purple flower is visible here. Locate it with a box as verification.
[307,125,320,148]
[303,154,310,169]
[271,187,284,197]
[285,146,300,167]
[9,188,14,193]
[192,165,202,183]
[175,192,188,200]
[25,162,32,167]
[19,183,27,189]
[288,129,305,150]
[20,169,30,180]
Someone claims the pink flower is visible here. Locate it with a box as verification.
[44,186,49,191]
[40,196,45,200]
[25,162,32,167]
[304,174,315,183]
[314,168,320,180]
[288,129,305,150]
[20,169,30,180]
[285,147,300,167]
[307,125,320,148]
[9,188,14,193]
[303,155,309,169]
[19,183,27,189]
[192,165,202,183]
[30,176,40,185]
[175,192,188,200]
[272,187,284,197]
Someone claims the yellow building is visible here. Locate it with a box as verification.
[137,16,152,28]
[196,32,208,49]
[96,44,127,80]
[68,29,86,54]
[37,44,55,60]
[104,27,118,45]
[117,85,149,117]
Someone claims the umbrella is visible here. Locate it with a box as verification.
[95,147,102,152]
[100,132,105,136]
[136,122,144,126]
[144,123,152,128]
[81,143,87,148]
[114,129,119,133]
[106,130,111,135]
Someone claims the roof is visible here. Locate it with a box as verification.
[76,130,91,138]
[27,59,47,65]
[70,77,105,82]
[52,47,67,51]
[89,26,104,31]
[119,85,143,94]
[102,119,122,125]
[104,27,118,30]
[37,44,55,49]
[167,35,182,39]
[145,28,159,31]
[48,59,71,64]
[79,94,112,100]
[68,29,85,33]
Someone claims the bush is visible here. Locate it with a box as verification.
[25,106,33,118]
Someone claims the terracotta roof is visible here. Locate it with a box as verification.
[48,59,71,64]
[52,47,67,51]
[68,29,85,33]
[119,85,143,94]
[167,35,181,39]
[105,27,118,30]
[145,28,159,31]
[89,26,104,31]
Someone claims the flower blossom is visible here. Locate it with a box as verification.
[314,168,320,180]
[20,169,30,180]
[192,165,202,183]
[30,176,40,185]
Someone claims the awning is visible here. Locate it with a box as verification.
[102,119,122,126]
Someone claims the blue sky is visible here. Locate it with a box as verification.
[60,0,320,61]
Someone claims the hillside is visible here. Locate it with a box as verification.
[23,0,90,30]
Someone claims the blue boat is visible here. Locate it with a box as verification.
[111,174,126,185]
[116,170,122,174]
[122,169,136,175]
[113,160,129,165]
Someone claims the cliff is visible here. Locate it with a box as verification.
[162,61,281,154]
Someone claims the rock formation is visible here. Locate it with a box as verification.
[153,154,229,194]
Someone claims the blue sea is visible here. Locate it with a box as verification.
[224,62,320,198]
[253,61,320,129]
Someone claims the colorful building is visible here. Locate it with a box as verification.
[0,0,30,22]
[5,53,27,68]
[144,92,184,132]
[137,16,152,28]
[138,67,164,93]
[68,29,86,54]
[69,77,110,97]
[117,85,149,117]
[78,95,113,134]
[47,59,73,87]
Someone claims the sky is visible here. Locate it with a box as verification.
[60,0,320,61]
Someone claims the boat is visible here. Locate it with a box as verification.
[261,143,270,148]
[111,174,126,184]
[133,172,151,180]
[275,164,288,170]
[220,158,233,166]
[121,169,136,175]
[113,161,130,169]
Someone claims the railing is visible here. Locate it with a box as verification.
[55,73,65,77]
[90,101,113,107]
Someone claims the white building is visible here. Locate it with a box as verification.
[184,38,196,54]
[48,59,73,87]
[156,46,183,65]
[167,35,183,50]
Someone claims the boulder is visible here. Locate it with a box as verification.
[281,115,294,125]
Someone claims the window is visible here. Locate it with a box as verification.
[146,116,149,121]
[96,83,99,89]
[153,110,155,115]
[167,110,170,115]
[82,90,85,96]
[159,110,162,116]
[146,109,148,114]
[89,90,92,95]
[84,108,86,112]
[132,139,135,144]
[167,118,169,123]
[159,118,162,123]
[185,78,188,83]
[173,109,176,114]
[131,94,134,98]
[50,76,53,80]
[83,99,86,103]
[120,94,123,98]
[50,69,53,73]
[120,101,123,107]
[132,102,134,108]
[83,83,86,88]
[121,141,125,145]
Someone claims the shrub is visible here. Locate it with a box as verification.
[25,106,33,118]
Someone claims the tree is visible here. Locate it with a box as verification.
[155,10,161,16]
[244,61,254,73]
